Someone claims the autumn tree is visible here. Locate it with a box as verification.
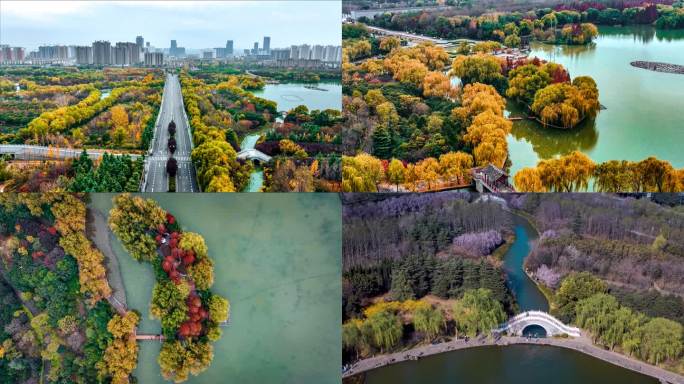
[452,289,506,337]
[450,55,506,91]
[386,159,406,191]
[158,340,214,383]
[379,36,401,53]
[513,167,546,192]
[342,153,385,192]
[422,72,456,99]
[536,151,595,192]
[109,194,167,261]
[439,152,473,185]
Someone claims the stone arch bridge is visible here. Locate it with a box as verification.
[237,148,272,163]
[496,311,581,338]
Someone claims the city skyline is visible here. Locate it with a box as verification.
[0,1,341,51]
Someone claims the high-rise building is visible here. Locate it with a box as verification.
[169,40,185,57]
[271,48,290,60]
[144,52,164,66]
[226,40,234,55]
[290,45,300,60]
[312,45,325,61]
[0,45,24,63]
[252,42,259,55]
[202,51,213,59]
[12,47,25,62]
[37,45,68,60]
[298,44,311,60]
[136,36,144,61]
[324,45,342,63]
[92,41,112,65]
[113,42,139,66]
[263,36,271,53]
[75,46,93,65]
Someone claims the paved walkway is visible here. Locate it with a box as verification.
[86,207,127,312]
[344,336,684,384]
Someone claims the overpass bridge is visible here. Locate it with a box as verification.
[0,144,141,161]
[237,148,272,163]
[365,26,450,46]
[496,311,582,338]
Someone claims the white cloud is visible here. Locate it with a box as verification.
[1,1,95,21]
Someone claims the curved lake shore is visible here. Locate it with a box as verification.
[345,336,684,384]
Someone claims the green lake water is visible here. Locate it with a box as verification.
[363,344,658,384]
[252,82,342,113]
[507,26,684,177]
[90,193,342,384]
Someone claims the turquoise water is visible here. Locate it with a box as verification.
[240,134,263,192]
[244,169,264,192]
[252,82,342,112]
[502,214,548,312]
[507,26,684,177]
[90,193,342,384]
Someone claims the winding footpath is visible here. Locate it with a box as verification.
[86,207,127,314]
[344,335,684,383]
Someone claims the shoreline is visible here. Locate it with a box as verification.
[344,335,684,384]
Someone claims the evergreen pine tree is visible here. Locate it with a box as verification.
[372,127,392,159]
[390,268,415,301]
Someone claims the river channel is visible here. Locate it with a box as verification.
[360,210,656,383]
[90,193,342,384]
[507,26,684,177]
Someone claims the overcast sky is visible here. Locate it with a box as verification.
[1,1,341,51]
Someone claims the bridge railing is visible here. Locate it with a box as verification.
[498,311,581,337]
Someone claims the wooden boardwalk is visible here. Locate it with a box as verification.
[135,334,165,341]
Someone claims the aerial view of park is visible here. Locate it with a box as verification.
[341,0,684,193]
[0,1,342,192]
[0,193,342,383]
[342,192,684,383]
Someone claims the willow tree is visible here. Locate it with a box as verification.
[452,288,506,337]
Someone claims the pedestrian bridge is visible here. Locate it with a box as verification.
[237,148,272,163]
[496,311,581,338]
[0,144,141,161]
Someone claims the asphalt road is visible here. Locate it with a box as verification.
[144,73,198,192]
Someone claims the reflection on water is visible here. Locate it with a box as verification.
[251,82,342,112]
[508,26,684,177]
[364,345,658,384]
[522,324,547,338]
[508,102,599,160]
[530,41,597,60]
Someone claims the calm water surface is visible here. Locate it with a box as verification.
[507,26,684,177]
[362,212,660,383]
[364,345,658,384]
[90,194,341,384]
[502,214,548,312]
[252,82,342,112]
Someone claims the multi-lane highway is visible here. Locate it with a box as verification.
[144,73,198,192]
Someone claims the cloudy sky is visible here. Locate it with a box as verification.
[0,1,341,51]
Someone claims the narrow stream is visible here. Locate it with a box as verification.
[241,133,263,192]
[502,213,549,313]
